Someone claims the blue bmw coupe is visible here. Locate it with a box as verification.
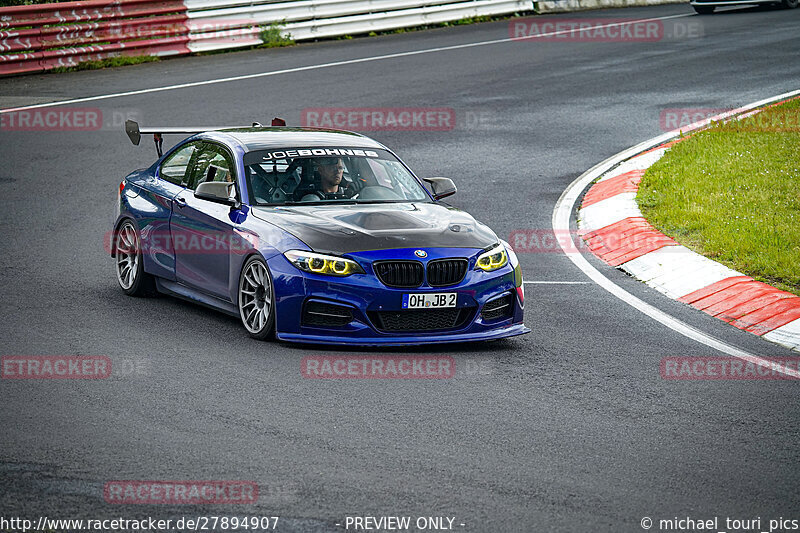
[112,121,528,345]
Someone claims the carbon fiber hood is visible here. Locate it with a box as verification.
[251,202,498,254]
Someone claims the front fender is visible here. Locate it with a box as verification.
[226,214,311,304]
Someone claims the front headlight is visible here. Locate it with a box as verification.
[284,250,365,277]
[475,243,508,272]
[501,239,523,304]
[500,239,519,269]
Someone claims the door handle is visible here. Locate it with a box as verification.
[175,197,187,208]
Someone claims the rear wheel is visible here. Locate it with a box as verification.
[115,220,155,296]
[782,0,798,8]
[238,256,275,340]
[693,4,716,13]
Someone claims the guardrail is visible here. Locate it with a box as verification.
[0,0,532,76]
[533,0,684,13]
[186,0,532,52]
[0,0,191,75]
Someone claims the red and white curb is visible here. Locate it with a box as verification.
[577,107,800,353]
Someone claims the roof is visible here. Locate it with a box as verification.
[214,127,388,152]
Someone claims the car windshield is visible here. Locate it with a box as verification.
[243,147,431,205]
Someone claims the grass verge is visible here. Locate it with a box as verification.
[638,97,800,295]
[48,55,159,74]
[259,21,295,48]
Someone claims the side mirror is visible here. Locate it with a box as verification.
[195,181,238,207]
[423,177,457,200]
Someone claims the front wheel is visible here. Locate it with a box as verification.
[238,256,276,340]
[115,220,155,296]
[782,0,798,8]
[693,4,716,13]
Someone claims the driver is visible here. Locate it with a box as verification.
[318,157,345,193]
[300,157,352,201]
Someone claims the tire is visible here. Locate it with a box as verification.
[115,220,156,297]
[693,4,716,13]
[238,255,276,340]
[782,0,798,8]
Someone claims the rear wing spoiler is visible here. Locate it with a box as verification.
[125,118,287,156]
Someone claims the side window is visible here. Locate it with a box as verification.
[366,158,391,187]
[187,144,236,191]
[247,159,303,204]
[159,142,199,186]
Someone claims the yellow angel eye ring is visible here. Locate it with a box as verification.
[475,244,509,272]
[284,250,364,277]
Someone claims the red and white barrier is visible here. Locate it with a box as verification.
[0,0,532,75]
[577,103,800,352]
[0,0,190,75]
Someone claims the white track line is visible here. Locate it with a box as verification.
[524,281,590,284]
[552,88,800,379]
[0,14,693,114]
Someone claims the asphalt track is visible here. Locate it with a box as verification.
[1,5,800,532]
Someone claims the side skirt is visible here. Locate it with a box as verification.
[154,278,239,318]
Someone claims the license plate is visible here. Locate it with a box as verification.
[402,293,457,309]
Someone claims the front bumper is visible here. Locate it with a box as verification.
[277,323,529,346]
[267,247,529,346]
